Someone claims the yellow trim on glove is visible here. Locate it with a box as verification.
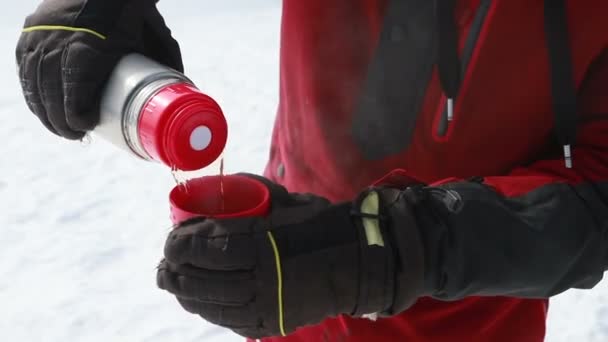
[22,25,106,40]
[267,231,287,337]
[360,191,385,247]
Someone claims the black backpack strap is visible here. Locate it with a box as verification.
[544,0,578,168]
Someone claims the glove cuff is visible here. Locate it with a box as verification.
[349,189,395,316]
[351,187,427,316]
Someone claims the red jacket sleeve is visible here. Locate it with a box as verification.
[399,49,608,300]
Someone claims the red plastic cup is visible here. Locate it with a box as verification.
[138,83,228,171]
[169,174,271,224]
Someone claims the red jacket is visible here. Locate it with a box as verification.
[256,0,608,341]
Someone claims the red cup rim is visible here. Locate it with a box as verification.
[169,174,270,222]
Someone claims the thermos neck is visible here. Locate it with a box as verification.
[97,53,191,159]
[123,77,186,160]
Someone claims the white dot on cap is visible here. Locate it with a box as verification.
[189,125,212,151]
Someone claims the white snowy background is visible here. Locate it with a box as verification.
[1,1,607,341]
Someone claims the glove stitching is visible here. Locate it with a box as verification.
[60,42,70,102]
[73,0,90,26]
[350,203,364,316]
[172,232,253,241]
[19,51,39,114]
[378,197,397,314]
[161,269,256,306]
[36,48,46,106]
[172,229,278,242]
[34,49,56,134]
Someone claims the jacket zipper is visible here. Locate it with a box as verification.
[434,0,496,139]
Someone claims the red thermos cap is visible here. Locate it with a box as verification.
[137,83,228,171]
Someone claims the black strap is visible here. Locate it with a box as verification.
[436,0,461,99]
[544,0,578,159]
[351,0,436,159]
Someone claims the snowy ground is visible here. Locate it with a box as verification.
[1,1,607,341]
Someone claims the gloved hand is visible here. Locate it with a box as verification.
[156,174,426,339]
[15,0,183,140]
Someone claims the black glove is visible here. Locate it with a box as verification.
[156,174,426,339]
[15,0,183,140]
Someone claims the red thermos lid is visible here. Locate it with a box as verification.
[137,83,228,171]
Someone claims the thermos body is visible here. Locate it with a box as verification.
[95,54,227,171]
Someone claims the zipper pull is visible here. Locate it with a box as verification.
[436,96,455,137]
[563,144,572,169]
[447,98,454,122]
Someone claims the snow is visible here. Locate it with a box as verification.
[1,1,607,341]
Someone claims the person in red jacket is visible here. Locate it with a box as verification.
[15,0,608,341]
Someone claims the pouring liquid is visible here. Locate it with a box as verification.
[219,157,225,213]
[170,155,226,215]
